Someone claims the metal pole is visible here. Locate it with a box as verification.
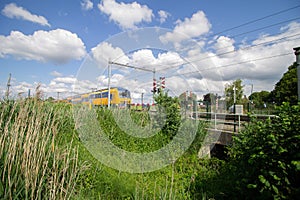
[233,84,236,132]
[249,84,253,112]
[153,69,156,104]
[108,60,111,108]
[293,47,300,102]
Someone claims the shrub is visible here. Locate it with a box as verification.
[226,102,300,199]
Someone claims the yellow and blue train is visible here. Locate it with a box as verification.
[67,87,131,108]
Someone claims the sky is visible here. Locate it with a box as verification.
[0,0,300,103]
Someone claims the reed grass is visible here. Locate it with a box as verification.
[0,99,81,199]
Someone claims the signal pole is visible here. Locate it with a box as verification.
[293,47,300,101]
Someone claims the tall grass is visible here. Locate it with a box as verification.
[0,99,81,199]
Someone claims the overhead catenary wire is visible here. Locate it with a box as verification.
[207,4,300,38]
[122,34,300,82]
[206,26,300,53]
[107,6,300,75]
[169,52,293,77]
[229,17,300,39]
[155,34,300,72]
[102,5,300,84]
[174,17,300,63]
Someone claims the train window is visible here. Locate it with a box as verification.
[94,92,112,99]
[119,88,130,98]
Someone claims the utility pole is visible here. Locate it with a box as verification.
[141,93,144,107]
[233,84,237,132]
[293,47,300,101]
[108,60,111,108]
[5,73,11,100]
[152,69,156,103]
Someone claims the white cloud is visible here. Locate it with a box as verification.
[191,22,300,95]
[91,42,130,64]
[213,36,235,56]
[158,10,170,23]
[50,71,63,77]
[2,3,50,27]
[0,29,86,64]
[53,77,77,84]
[129,49,184,71]
[81,0,93,11]
[160,10,211,44]
[131,49,156,66]
[98,0,153,29]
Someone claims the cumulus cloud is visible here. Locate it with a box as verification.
[160,10,211,44]
[91,42,130,64]
[53,77,77,84]
[2,3,50,27]
[0,29,86,64]
[50,71,63,77]
[98,0,153,29]
[183,21,300,95]
[125,49,184,72]
[81,0,93,11]
[158,10,170,23]
[213,36,235,56]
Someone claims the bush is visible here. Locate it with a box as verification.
[225,102,300,199]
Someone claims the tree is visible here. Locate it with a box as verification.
[225,102,300,199]
[270,62,298,105]
[225,79,244,108]
[155,91,181,140]
[203,93,220,105]
[249,91,270,108]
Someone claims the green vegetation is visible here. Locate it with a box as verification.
[193,102,300,199]
[270,62,298,105]
[0,99,81,199]
[223,62,298,113]
[0,94,209,199]
[225,79,244,108]
[1,88,299,199]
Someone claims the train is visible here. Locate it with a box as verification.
[66,87,131,108]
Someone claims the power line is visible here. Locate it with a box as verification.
[177,17,300,60]
[102,6,300,82]
[173,52,293,77]
[210,4,300,37]
[230,17,300,39]
[107,6,300,75]
[156,34,300,72]
[206,26,300,53]
[111,34,300,83]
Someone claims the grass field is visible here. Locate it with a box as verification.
[2,98,298,199]
[0,98,213,199]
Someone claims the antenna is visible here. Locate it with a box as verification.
[5,73,11,99]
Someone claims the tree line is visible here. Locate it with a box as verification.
[202,62,298,111]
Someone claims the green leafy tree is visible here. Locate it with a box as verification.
[155,91,181,140]
[225,102,300,199]
[225,79,244,108]
[203,93,220,105]
[249,91,270,108]
[270,62,298,105]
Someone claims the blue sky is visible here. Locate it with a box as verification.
[1,0,300,102]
